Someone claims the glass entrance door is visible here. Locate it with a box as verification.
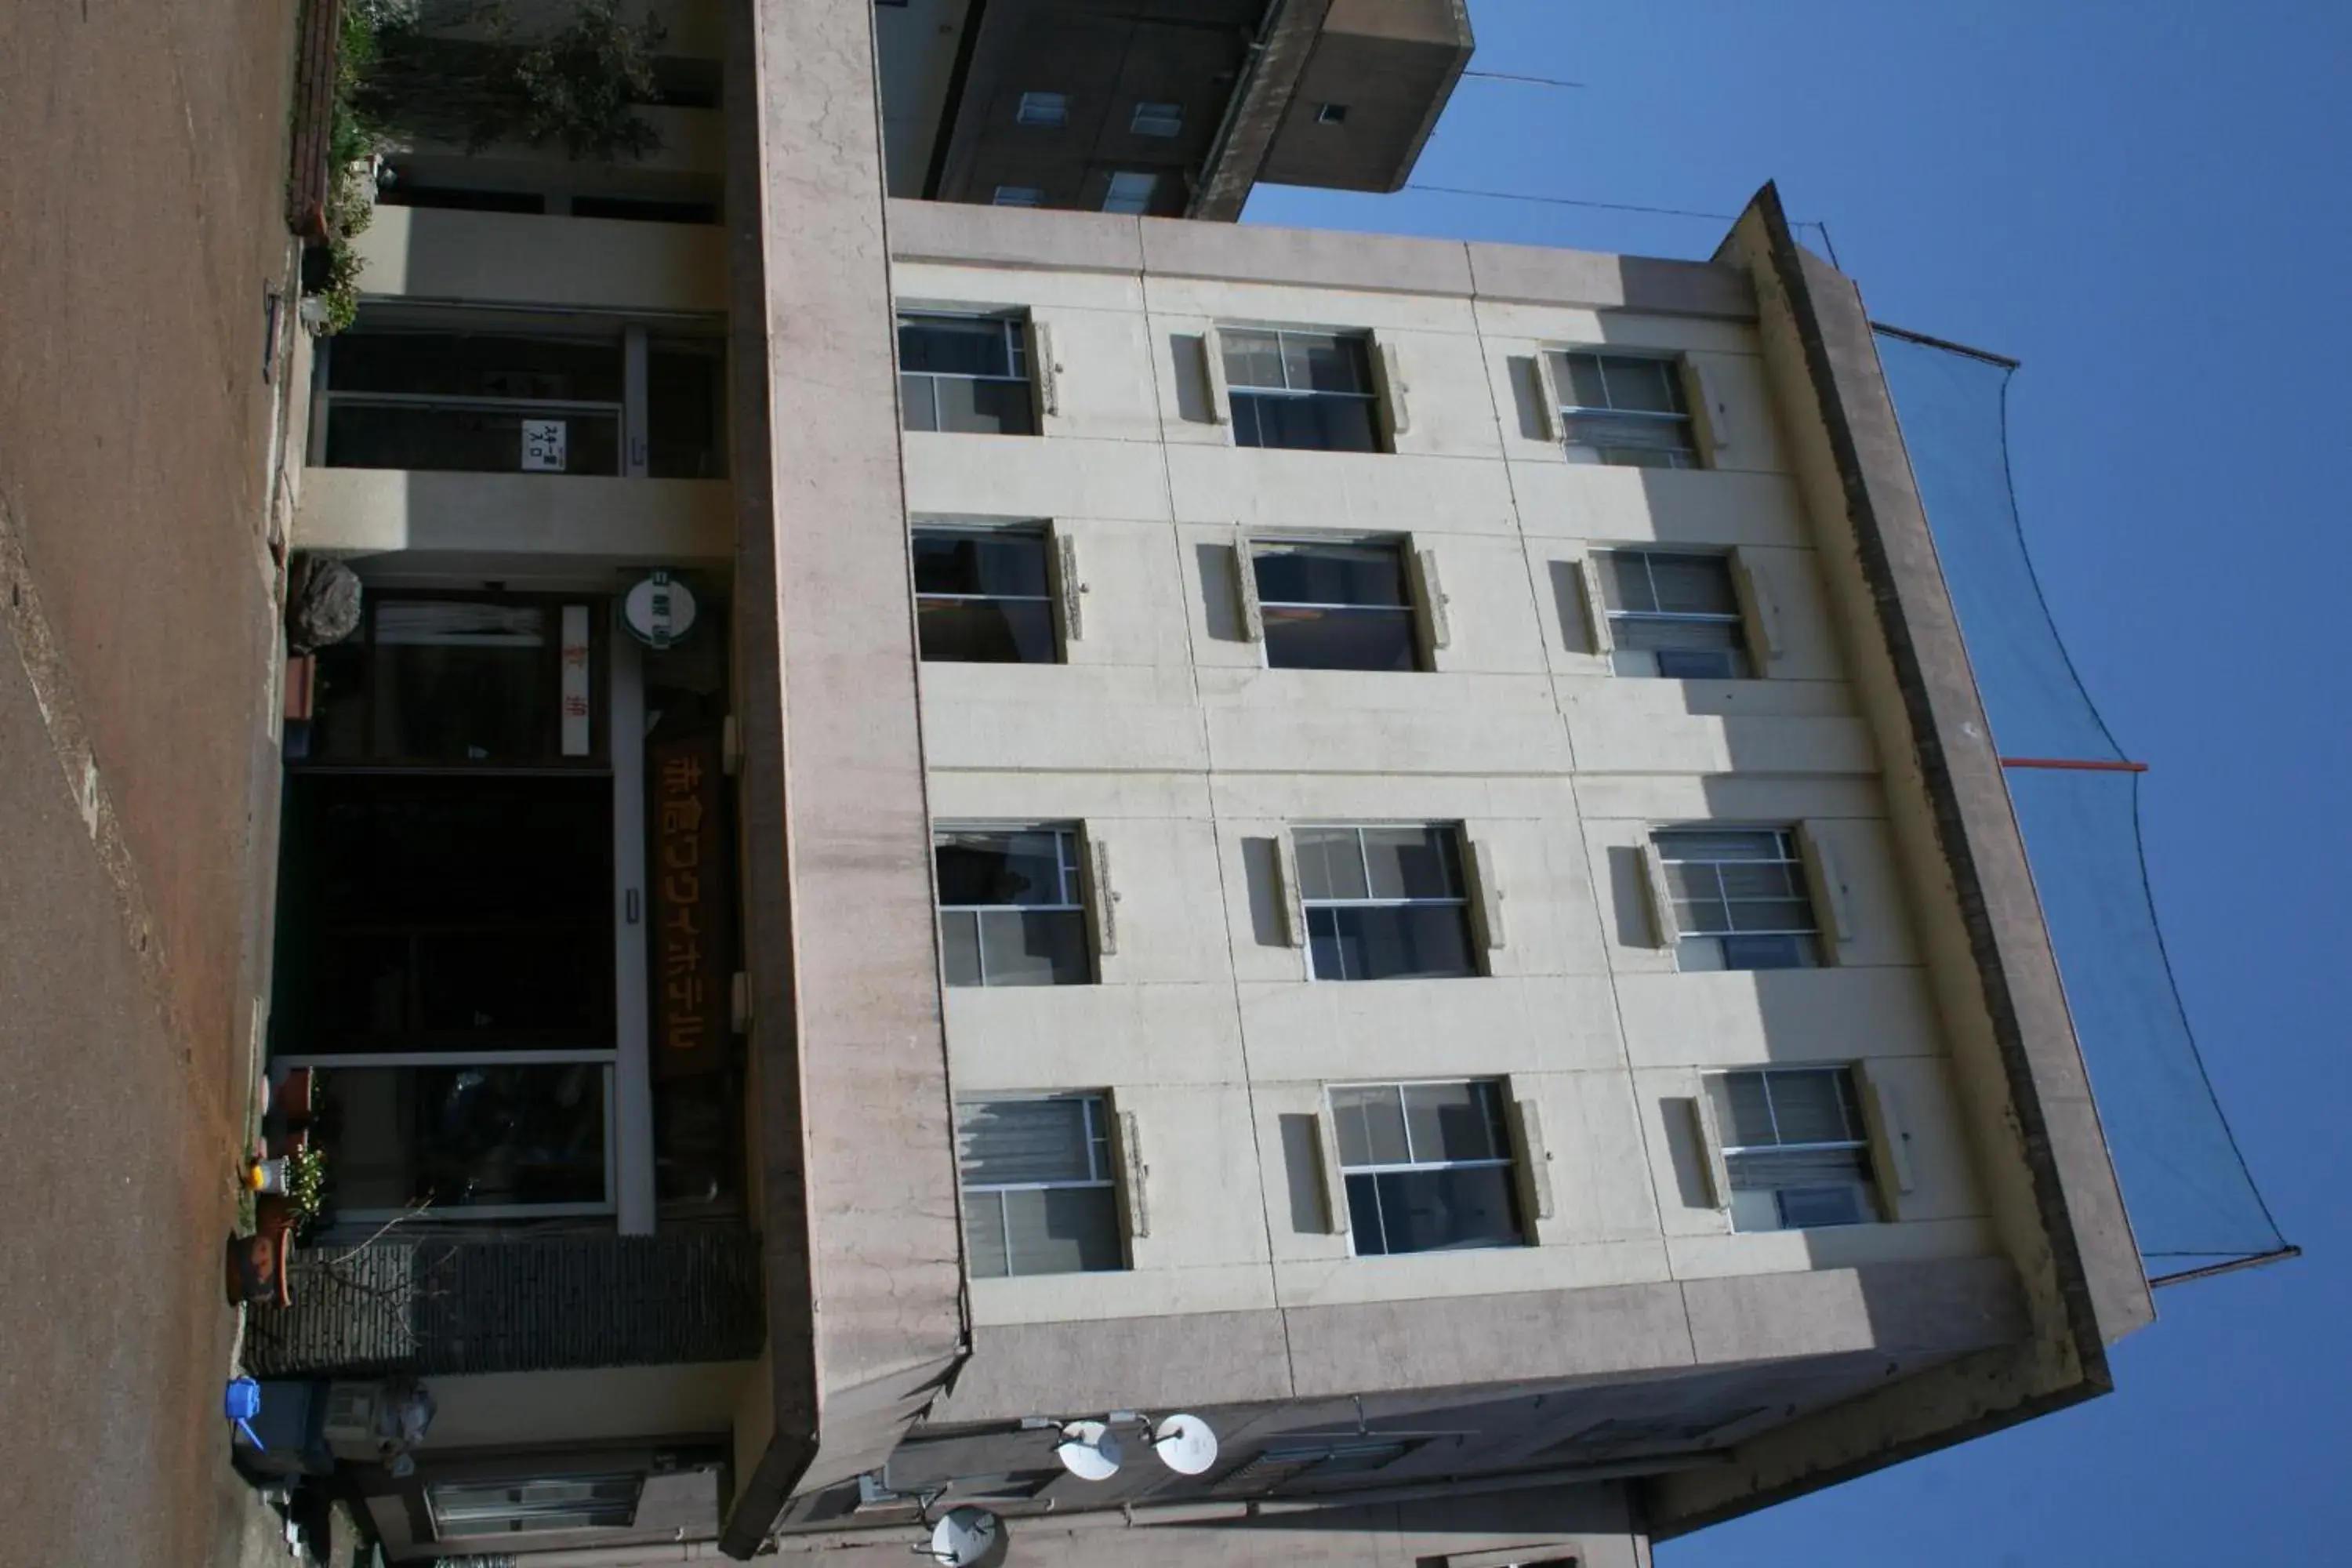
[275,757,621,1222]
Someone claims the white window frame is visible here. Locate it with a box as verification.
[1550,349,1698,468]
[1218,326,1382,449]
[1595,547,1751,680]
[933,822,1090,987]
[1295,822,1476,982]
[1711,1066,1881,1232]
[955,1092,1122,1278]
[1014,91,1068,127]
[1650,826,1820,971]
[1328,1079,1523,1256]
[896,311,1033,434]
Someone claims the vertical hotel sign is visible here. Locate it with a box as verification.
[650,732,730,1079]
[559,605,593,757]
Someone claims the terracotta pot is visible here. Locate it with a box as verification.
[256,1193,296,1240]
[278,1069,315,1126]
[226,1232,293,1308]
[266,1126,310,1161]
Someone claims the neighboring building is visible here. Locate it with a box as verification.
[877,0,1475,216]
[254,4,2155,1565]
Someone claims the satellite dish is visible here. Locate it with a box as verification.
[1152,1413,1220,1475]
[927,1507,1008,1568]
[1054,1419,1123,1481]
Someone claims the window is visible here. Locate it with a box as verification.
[321,329,623,474]
[956,1096,1123,1277]
[992,185,1043,207]
[935,825,1089,985]
[1131,101,1184,136]
[568,194,719,225]
[1102,170,1158,214]
[1316,102,1349,125]
[1554,350,1696,468]
[912,527,1057,663]
[1252,539,1417,671]
[1221,1439,1411,1494]
[1714,1068,1879,1232]
[1598,550,1748,679]
[307,596,603,766]
[898,313,1036,435]
[1015,91,1068,127]
[1653,827,1820,971]
[429,1475,641,1537]
[318,321,724,477]
[1296,825,1475,981]
[1221,328,1380,452]
[1544,1407,1769,1457]
[1330,1080,1521,1255]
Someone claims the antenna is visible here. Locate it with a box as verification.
[925,1507,1008,1568]
[1054,1419,1123,1482]
[1149,1414,1220,1476]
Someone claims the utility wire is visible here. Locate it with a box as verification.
[1460,68,1585,89]
[1405,183,1737,223]
[1403,181,1841,262]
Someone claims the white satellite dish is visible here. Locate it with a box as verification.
[927,1507,1008,1568]
[1151,1413,1220,1476]
[1054,1419,1123,1481]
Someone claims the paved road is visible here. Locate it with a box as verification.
[0,3,302,1566]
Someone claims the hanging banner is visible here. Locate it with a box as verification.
[648,731,731,1080]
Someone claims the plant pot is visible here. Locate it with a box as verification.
[226,1232,293,1308]
[278,1069,315,1127]
[250,1158,291,1196]
[267,1126,310,1161]
[256,1193,296,1240]
[299,241,333,294]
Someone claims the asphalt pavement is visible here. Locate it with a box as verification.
[0,3,305,1566]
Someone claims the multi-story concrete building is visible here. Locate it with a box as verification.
[253,4,2154,1564]
[876,0,1473,216]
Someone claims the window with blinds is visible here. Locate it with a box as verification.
[955,1096,1123,1278]
[428,1474,642,1538]
[1712,1067,1879,1232]
[1652,827,1820,971]
[1553,350,1696,468]
[1599,549,1750,679]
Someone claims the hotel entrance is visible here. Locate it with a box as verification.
[270,584,739,1236]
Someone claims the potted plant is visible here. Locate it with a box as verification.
[285,1145,330,1232]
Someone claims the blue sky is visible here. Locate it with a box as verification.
[1248,4,2347,1562]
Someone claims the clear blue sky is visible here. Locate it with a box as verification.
[1247,4,2346,1563]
